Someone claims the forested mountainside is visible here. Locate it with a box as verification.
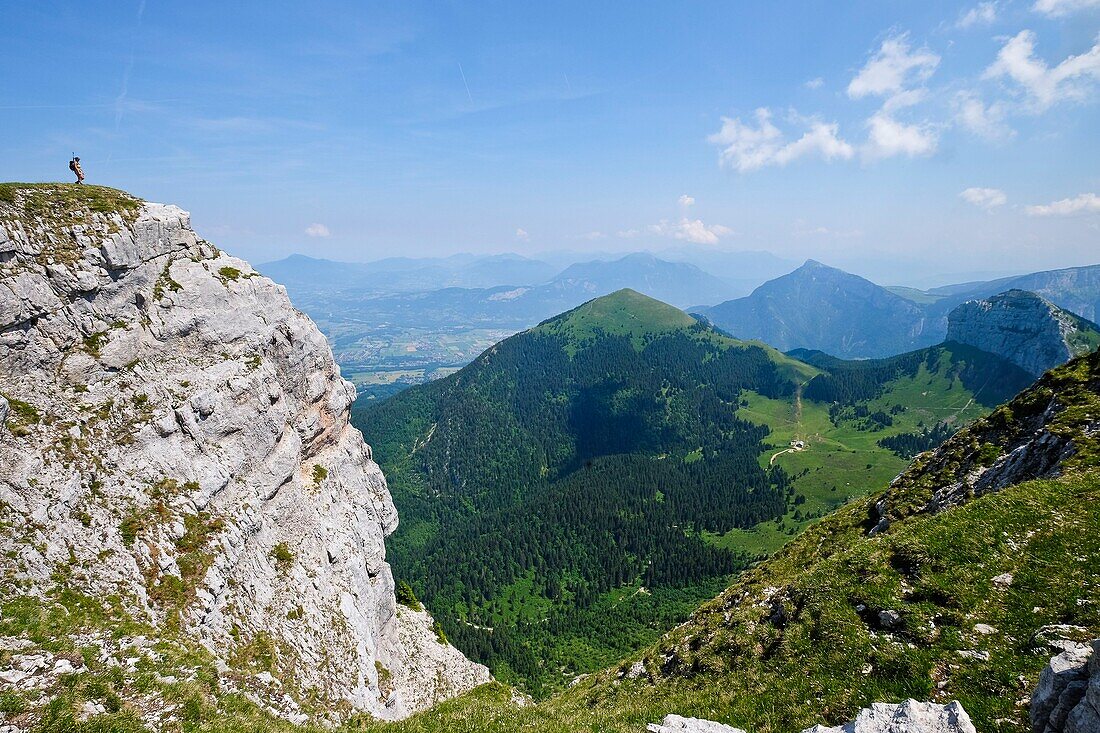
[354,289,1033,694]
[356,344,1100,733]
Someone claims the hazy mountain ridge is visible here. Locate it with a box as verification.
[702,261,1100,360]
[259,252,558,293]
[701,260,937,358]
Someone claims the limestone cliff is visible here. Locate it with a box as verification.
[0,185,488,721]
[946,289,1100,378]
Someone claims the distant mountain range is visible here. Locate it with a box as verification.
[701,260,933,358]
[261,249,1099,396]
[274,252,751,330]
[259,252,559,292]
[700,261,1100,359]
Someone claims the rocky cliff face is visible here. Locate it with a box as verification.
[946,289,1100,378]
[0,185,488,721]
[1031,640,1100,733]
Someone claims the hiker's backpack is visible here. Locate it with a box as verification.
[69,159,76,172]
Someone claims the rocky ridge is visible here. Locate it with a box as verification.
[1031,639,1100,733]
[872,347,1100,528]
[0,185,488,724]
[946,289,1100,378]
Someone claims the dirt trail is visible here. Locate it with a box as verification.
[769,448,793,466]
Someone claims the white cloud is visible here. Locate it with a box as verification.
[960,187,1008,209]
[304,223,330,238]
[648,218,733,245]
[708,108,853,172]
[848,34,940,100]
[805,77,825,89]
[848,34,941,160]
[984,30,1100,110]
[515,227,529,240]
[953,91,1015,139]
[957,2,998,28]
[579,231,605,240]
[793,223,864,238]
[1025,192,1100,215]
[1032,0,1100,17]
[863,112,939,159]
[616,228,642,239]
[678,194,695,208]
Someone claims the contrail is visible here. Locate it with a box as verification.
[115,53,134,129]
[115,0,145,130]
[0,98,182,111]
[458,62,473,103]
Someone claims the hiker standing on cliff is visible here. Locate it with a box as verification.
[69,156,84,184]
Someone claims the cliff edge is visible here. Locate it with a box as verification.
[0,184,488,723]
[946,289,1100,378]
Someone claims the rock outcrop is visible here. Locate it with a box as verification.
[947,289,1100,378]
[802,700,976,733]
[1031,640,1100,733]
[0,185,488,721]
[871,348,1099,529]
[647,700,976,733]
[648,714,747,733]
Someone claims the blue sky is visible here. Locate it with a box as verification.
[2,0,1098,284]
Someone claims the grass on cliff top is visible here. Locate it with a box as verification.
[0,183,142,217]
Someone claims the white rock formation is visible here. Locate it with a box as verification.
[647,714,747,733]
[0,187,488,720]
[649,700,976,733]
[1031,640,1100,733]
[801,700,976,733]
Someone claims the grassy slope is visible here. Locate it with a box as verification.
[709,343,1027,555]
[350,472,1097,733]
[355,353,1100,731]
